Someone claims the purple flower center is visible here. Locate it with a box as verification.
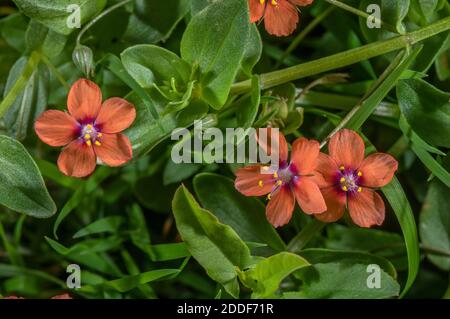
[336,166,362,194]
[79,123,103,146]
[261,163,299,200]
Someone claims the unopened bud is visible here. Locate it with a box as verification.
[72,45,95,78]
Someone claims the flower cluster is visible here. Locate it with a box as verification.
[235,129,398,228]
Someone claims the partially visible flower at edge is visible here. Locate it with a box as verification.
[314,129,398,228]
[234,129,326,228]
[2,293,72,299]
[248,0,314,37]
[35,78,136,178]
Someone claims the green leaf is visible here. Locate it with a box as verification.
[238,252,309,298]
[45,236,122,276]
[294,262,400,299]
[0,135,56,218]
[163,161,202,185]
[344,48,420,130]
[240,24,262,78]
[236,75,261,129]
[134,174,177,213]
[299,248,397,279]
[419,154,450,271]
[399,116,450,187]
[151,243,190,262]
[0,14,27,52]
[79,269,180,294]
[172,184,252,298]
[121,44,191,88]
[324,224,407,270]
[73,216,124,239]
[53,168,111,238]
[397,78,450,148]
[180,0,250,108]
[124,0,190,44]
[382,177,420,297]
[25,20,67,57]
[193,173,286,252]
[124,92,177,158]
[128,204,153,258]
[3,57,49,140]
[12,0,107,35]
[360,0,410,41]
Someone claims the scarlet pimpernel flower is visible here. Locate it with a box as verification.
[314,129,398,228]
[35,79,136,178]
[248,0,314,36]
[235,129,326,228]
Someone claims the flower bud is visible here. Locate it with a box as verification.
[72,45,95,78]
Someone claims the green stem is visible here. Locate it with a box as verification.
[76,0,134,46]
[231,16,450,95]
[324,0,398,33]
[0,51,40,119]
[287,219,326,252]
[319,50,405,148]
[274,6,335,69]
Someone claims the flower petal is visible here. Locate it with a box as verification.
[264,1,299,36]
[257,127,288,164]
[57,140,96,178]
[95,97,136,133]
[313,153,338,188]
[266,186,295,228]
[35,110,79,147]
[328,129,365,169]
[67,79,102,122]
[359,153,398,188]
[314,187,346,223]
[348,188,385,228]
[291,137,320,174]
[94,133,132,167]
[235,165,276,196]
[51,294,72,299]
[293,176,327,214]
[249,0,265,23]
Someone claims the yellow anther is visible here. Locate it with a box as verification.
[357,171,362,177]
[358,187,362,193]
[258,180,264,187]
[340,177,346,183]
[95,141,102,146]
[267,194,271,200]
[86,124,93,130]
[97,133,103,138]
[271,0,278,5]
[259,0,265,4]
[273,172,278,179]
[276,180,282,186]
[339,166,345,171]
[84,134,91,140]
[86,140,92,146]
[342,186,348,192]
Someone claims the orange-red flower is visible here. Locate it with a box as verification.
[314,129,398,228]
[2,293,72,299]
[35,79,136,178]
[235,129,326,228]
[249,0,314,36]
